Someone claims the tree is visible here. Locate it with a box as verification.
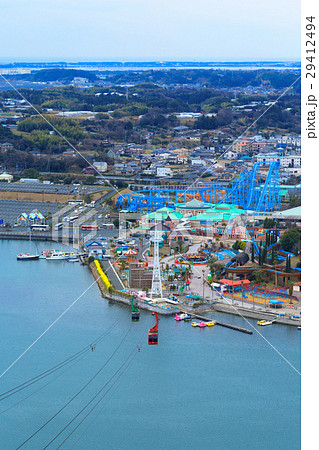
[280,227,301,253]
[254,269,265,284]
[271,248,275,264]
[232,240,245,251]
[265,231,270,248]
[263,217,275,229]
[216,108,233,126]
[177,241,184,254]
[85,176,96,185]
[194,115,218,130]
[261,246,267,266]
[258,242,263,266]
[289,196,301,208]
[22,168,39,178]
[251,244,255,263]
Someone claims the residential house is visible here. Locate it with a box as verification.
[156,167,174,177]
[62,150,77,158]
[224,150,238,160]
[82,167,96,176]
[93,161,108,172]
[191,158,206,166]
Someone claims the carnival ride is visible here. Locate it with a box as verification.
[223,239,301,297]
[226,283,295,305]
[115,162,281,213]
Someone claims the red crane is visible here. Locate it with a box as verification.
[148,312,160,345]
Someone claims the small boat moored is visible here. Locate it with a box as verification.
[17,228,39,260]
[192,322,199,327]
[17,253,39,261]
[179,313,188,320]
[175,314,183,321]
[46,251,69,261]
[206,321,215,327]
[257,319,275,326]
[198,321,207,328]
[183,315,192,321]
[39,250,52,259]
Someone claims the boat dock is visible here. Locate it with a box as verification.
[213,320,253,334]
[178,306,253,335]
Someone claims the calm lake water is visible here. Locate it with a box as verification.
[0,240,301,449]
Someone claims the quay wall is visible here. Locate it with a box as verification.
[89,262,177,315]
[0,231,79,244]
[212,302,301,326]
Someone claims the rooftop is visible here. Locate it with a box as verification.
[175,199,214,210]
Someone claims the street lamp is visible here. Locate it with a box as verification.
[202,269,205,301]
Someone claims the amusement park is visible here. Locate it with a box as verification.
[88,159,301,333]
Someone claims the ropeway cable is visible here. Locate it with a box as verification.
[0,244,131,382]
[177,253,301,375]
[54,351,138,449]
[0,316,120,403]
[0,350,86,416]
[0,276,102,381]
[68,318,150,449]
[45,321,147,449]
[16,323,133,449]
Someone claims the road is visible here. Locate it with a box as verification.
[101,259,124,291]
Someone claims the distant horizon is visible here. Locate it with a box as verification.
[0,58,301,64]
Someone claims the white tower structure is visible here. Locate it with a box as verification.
[119,211,127,241]
[150,227,163,298]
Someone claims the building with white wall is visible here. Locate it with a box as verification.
[156,167,173,177]
[93,161,108,172]
[255,153,301,168]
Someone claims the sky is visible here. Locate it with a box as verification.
[0,0,300,62]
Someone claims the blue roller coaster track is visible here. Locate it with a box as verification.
[115,161,281,213]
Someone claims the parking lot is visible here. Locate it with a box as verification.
[0,200,61,225]
[0,182,106,195]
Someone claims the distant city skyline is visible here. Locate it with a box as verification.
[0,0,300,61]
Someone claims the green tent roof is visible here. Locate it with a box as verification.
[168,211,183,220]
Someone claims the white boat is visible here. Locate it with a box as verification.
[17,253,39,261]
[46,251,69,260]
[179,313,188,320]
[17,229,39,260]
[68,258,79,262]
[257,319,275,326]
[39,250,52,259]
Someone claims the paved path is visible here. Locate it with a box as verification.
[101,259,124,290]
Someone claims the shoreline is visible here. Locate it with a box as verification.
[211,302,301,327]
[88,262,301,326]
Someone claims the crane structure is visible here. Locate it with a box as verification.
[149,228,163,299]
[115,162,281,213]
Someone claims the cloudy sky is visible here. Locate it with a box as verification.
[0,0,300,61]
